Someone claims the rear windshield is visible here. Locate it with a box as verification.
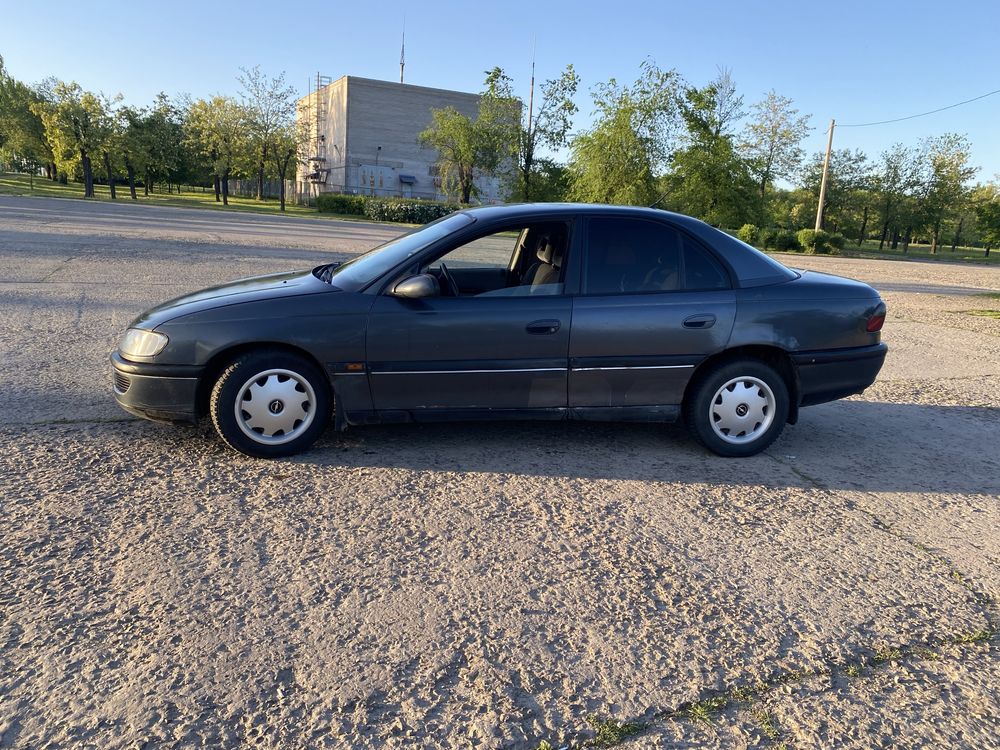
[318,212,474,290]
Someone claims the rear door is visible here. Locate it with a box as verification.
[569,216,736,409]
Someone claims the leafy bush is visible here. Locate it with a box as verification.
[736,223,759,245]
[797,228,843,254]
[773,229,801,252]
[758,228,778,249]
[315,193,366,215]
[316,193,461,223]
[364,197,461,223]
[796,229,817,253]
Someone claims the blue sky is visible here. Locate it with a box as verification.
[3,0,999,181]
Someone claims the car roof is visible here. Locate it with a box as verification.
[461,202,689,222]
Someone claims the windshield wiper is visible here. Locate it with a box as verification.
[314,261,342,284]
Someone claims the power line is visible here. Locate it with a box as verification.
[839,87,1000,128]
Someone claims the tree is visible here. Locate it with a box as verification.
[270,121,307,211]
[704,66,745,139]
[567,60,681,205]
[872,143,924,250]
[917,134,976,253]
[742,91,811,198]
[141,94,184,194]
[476,67,522,188]
[800,149,873,241]
[95,93,122,199]
[31,81,110,197]
[419,68,521,204]
[419,106,479,203]
[239,66,297,201]
[972,182,1000,257]
[660,76,760,227]
[0,56,55,184]
[185,96,247,205]
[516,64,579,201]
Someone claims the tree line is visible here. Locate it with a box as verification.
[2,54,999,250]
[0,59,304,210]
[420,62,1000,253]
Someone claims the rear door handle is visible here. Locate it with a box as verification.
[683,314,716,329]
[526,319,561,335]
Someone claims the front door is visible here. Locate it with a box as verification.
[365,221,574,414]
[569,216,736,408]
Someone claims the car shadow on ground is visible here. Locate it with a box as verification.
[278,399,999,496]
[10,389,998,496]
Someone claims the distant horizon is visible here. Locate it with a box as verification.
[4,0,999,181]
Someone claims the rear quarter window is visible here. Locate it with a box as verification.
[682,236,730,290]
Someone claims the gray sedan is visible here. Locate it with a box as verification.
[111,204,887,458]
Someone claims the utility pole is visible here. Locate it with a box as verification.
[815,118,835,231]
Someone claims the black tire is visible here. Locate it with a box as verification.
[210,349,332,458]
[684,359,789,457]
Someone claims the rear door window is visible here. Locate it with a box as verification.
[584,218,730,294]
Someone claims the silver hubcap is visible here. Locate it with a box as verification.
[709,376,776,445]
[234,368,316,445]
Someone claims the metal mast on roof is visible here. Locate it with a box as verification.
[526,36,536,138]
[399,17,406,84]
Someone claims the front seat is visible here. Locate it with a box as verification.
[524,234,563,288]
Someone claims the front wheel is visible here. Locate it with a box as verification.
[210,350,331,458]
[685,360,789,457]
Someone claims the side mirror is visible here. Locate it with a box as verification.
[392,273,439,299]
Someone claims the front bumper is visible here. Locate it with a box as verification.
[111,351,202,423]
[791,342,888,407]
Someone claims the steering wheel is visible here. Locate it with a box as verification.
[439,262,460,297]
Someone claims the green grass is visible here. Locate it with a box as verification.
[843,240,996,264]
[769,238,998,265]
[753,707,780,740]
[682,696,728,725]
[976,292,1000,299]
[585,715,647,747]
[0,171,387,222]
[955,629,995,644]
[872,646,904,665]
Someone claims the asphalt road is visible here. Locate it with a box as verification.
[1,196,999,750]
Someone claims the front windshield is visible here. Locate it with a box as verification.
[316,212,475,290]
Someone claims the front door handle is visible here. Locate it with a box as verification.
[526,319,561,335]
[683,314,716,329]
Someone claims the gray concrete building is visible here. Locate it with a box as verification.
[296,75,503,203]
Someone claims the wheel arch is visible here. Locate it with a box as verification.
[195,342,331,418]
[684,345,800,425]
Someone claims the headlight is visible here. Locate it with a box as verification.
[118,328,169,358]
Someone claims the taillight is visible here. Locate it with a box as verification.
[866,314,885,332]
[866,302,886,332]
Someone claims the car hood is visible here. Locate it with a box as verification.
[131,269,333,329]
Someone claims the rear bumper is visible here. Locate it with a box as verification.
[791,342,888,407]
[111,351,202,423]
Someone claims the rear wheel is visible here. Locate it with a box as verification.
[685,360,789,457]
[210,350,331,458]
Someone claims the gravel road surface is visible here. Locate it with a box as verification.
[1,196,998,749]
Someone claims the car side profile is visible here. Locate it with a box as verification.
[111,204,887,458]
